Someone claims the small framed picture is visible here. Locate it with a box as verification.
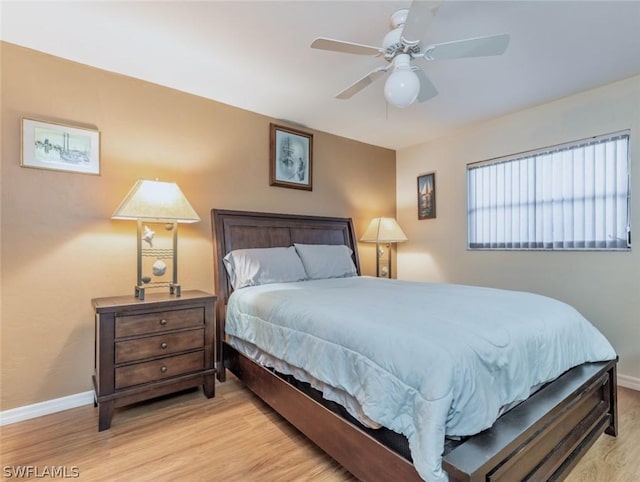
[21,118,100,175]
[269,123,313,191]
[417,172,436,219]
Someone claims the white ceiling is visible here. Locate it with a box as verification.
[2,1,640,150]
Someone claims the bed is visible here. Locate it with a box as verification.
[211,208,618,482]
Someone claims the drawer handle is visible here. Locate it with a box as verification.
[160,342,168,349]
[160,366,168,373]
[159,319,168,326]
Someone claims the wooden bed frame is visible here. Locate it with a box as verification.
[211,208,618,482]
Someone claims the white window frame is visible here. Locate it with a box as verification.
[467,131,631,251]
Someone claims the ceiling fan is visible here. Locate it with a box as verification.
[310,1,510,108]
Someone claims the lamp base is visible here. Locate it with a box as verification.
[135,285,145,300]
[134,220,183,301]
[376,242,392,278]
[135,283,181,301]
[170,283,182,297]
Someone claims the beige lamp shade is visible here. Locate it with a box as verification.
[112,179,200,223]
[360,217,408,243]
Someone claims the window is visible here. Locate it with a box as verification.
[467,131,631,250]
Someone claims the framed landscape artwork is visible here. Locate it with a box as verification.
[417,172,436,219]
[21,118,100,175]
[269,123,313,191]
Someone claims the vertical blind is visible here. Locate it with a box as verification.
[467,131,631,250]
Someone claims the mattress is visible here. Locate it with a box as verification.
[225,276,616,482]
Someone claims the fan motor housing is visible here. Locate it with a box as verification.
[389,8,408,29]
[383,9,422,61]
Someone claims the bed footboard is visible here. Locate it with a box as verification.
[444,360,617,481]
[224,341,617,482]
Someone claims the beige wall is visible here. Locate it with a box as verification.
[396,75,640,382]
[0,42,396,410]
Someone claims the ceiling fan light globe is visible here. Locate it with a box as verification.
[384,69,420,108]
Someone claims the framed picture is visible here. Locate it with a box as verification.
[270,123,313,191]
[21,118,100,175]
[417,172,436,219]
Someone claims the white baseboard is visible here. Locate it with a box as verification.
[618,374,640,392]
[0,391,94,426]
[1,370,639,427]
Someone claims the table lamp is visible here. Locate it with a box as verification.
[112,179,200,300]
[360,217,407,278]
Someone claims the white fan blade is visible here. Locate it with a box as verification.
[336,66,389,99]
[423,33,510,61]
[311,37,383,56]
[413,67,438,102]
[401,1,443,44]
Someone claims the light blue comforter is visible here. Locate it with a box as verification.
[225,277,616,482]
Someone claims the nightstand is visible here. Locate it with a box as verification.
[92,290,216,431]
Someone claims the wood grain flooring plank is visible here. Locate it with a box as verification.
[1,376,637,481]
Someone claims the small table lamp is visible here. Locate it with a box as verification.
[360,217,408,278]
[112,179,200,300]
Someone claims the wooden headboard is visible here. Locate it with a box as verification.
[211,209,359,375]
[211,208,360,313]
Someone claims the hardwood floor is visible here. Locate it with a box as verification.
[1,376,638,481]
[564,385,640,482]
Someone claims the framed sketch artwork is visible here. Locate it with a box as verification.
[417,172,436,219]
[21,118,100,175]
[270,123,313,191]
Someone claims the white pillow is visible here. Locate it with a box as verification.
[223,247,307,289]
[294,244,357,280]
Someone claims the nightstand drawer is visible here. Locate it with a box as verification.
[115,307,203,337]
[115,328,204,364]
[115,351,204,389]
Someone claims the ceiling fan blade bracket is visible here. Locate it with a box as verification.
[402,38,421,48]
[421,47,435,61]
[405,43,422,57]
